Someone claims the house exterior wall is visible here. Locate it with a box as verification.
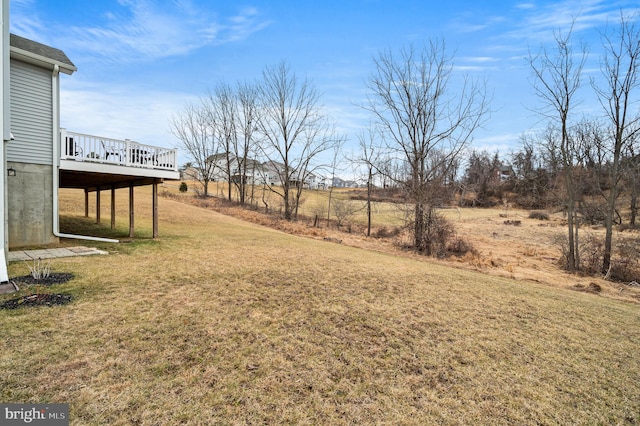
[6,58,57,247]
[7,162,57,248]
[7,59,53,164]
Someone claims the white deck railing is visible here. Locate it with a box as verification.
[60,129,178,171]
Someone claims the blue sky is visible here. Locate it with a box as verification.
[10,0,640,166]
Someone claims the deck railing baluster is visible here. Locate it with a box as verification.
[60,130,177,171]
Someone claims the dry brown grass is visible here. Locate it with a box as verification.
[0,187,639,424]
[167,183,640,303]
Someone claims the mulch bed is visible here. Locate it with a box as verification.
[11,272,74,287]
[0,293,73,309]
[0,273,75,309]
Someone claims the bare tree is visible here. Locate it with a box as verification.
[258,61,340,220]
[528,23,587,271]
[204,84,238,202]
[355,128,382,236]
[170,102,218,197]
[510,135,549,209]
[623,139,640,225]
[365,41,488,254]
[201,82,262,205]
[234,81,261,205]
[325,139,345,228]
[592,11,640,273]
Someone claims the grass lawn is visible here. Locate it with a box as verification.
[0,187,639,424]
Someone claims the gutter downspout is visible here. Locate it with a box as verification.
[0,0,8,282]
[51,64,118,243]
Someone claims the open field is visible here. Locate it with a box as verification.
[0,187,639,424]
[167,182,640,303]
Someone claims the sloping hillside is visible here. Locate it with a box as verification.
[0,189,638,424]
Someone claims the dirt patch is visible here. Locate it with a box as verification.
[572,282,602,294]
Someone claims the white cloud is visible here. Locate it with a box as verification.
[503,0,625,41]
[461,57,500,63]
[473,132,522,150]
[14,1,271,64]
[59,80,198,151]
[516,2,536,10]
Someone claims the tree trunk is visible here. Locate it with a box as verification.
[366,177,372,237]
[573,207,580,271]
[602,173,620,273]
[283,182,292,220]
[566,193,576,271]
[631,184,637,225]
[414,202,427,253]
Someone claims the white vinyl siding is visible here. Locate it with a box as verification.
[7,59,53,165]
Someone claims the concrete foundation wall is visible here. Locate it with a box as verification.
[7,161,57,248]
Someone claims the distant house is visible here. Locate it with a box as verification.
[495,165,513,182]
[259,160,286,186]
[205,153,228,182]
[2,30,179,255]
[206,153,270,186]
[201,154,328,189]
[303,172,328,190]
[180,166,202,181]
[332,177,358,188]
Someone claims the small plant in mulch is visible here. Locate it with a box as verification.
[26,257,52,280]
[0,258,74,309]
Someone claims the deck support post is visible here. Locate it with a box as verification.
[96,187,101,224]
[129,185,135,238]
[152,181,158,238]
[111,186,116,230]
[84,189,89,217]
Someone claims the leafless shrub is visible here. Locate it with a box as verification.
[373,226,401,239]
[514,195,548,210]
[417,212,453,257]
[606,242,640,283]
[333,199,358,227]
[410,212,472,258]
[447,235,478,257]
[554,234,575,271]
[580,203,607,225]
[193,187,207,199]
[617,223,639,232]
[579,233,605,275]
[553,231,639,280]
[529,210,550,220]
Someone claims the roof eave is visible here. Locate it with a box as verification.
[10,46,77,75]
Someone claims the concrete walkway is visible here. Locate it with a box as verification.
[8,246,109,262]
